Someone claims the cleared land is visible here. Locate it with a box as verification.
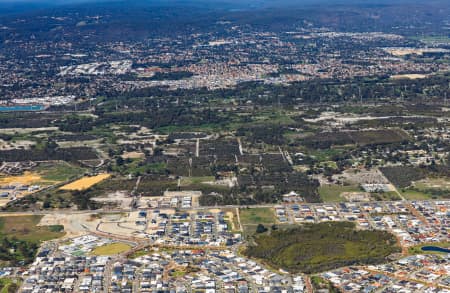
[0,172,42,185]
[391,74,427,80]
[414,178,450,190]
[318,184,361,202]
[91,243,132,256]
[244,222,400,274]
[60,174,111,191]
[0,215,64,242]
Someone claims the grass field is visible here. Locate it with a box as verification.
[400,189,433,200]
[239,208,276,225]
[37,161,86,182]
[91,243,132,256]
[318,185,360,202]
[371,191,401,201]
[308,148,347,162]
[0,215,65,242]
[0,215,64,266]
[180,176,215,186]
[60,173,111,191]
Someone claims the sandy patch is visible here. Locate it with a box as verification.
[391,74,427,80]
[0,171,42,185]
[60,174,111,191]
[121,151,145,159]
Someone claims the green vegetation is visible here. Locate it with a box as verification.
[240,208,276,225]
[36,161,86,182]
[400,189,433,200]
[244,222,400,274]
[371,191,402,201]
[91,243,132,256]
[311,276,340,293]
[0,278,20,293]
[0,215,64,242]
[180,176,215,186]
[318,184,360,202]
[0,216,65,266]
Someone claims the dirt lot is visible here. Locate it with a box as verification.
[60,174,111,191]
[334,168,390,185]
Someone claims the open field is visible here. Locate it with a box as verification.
[60,174,111,191]
[36,162,85,182]
[414,178,450,190]
[400,189,433,200]
[239,208,276,225]
[318,184,361,202]
[0,172,42,185]
[90,242,132,256]
[0,215,65,242]
[0,215,64,266]
[222,208,241,232]
[180,176,215,186]
[244,222,400,274]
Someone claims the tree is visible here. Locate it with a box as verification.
[256,224,268,234]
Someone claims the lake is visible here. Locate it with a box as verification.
[421,246,450,253]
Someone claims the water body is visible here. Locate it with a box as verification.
[0,105,45,112]
[421,246,450,253]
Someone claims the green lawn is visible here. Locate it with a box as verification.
[180,176,215,186]
[91,243,132,256]
[239,208,276,225]
[318,185,361,202]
